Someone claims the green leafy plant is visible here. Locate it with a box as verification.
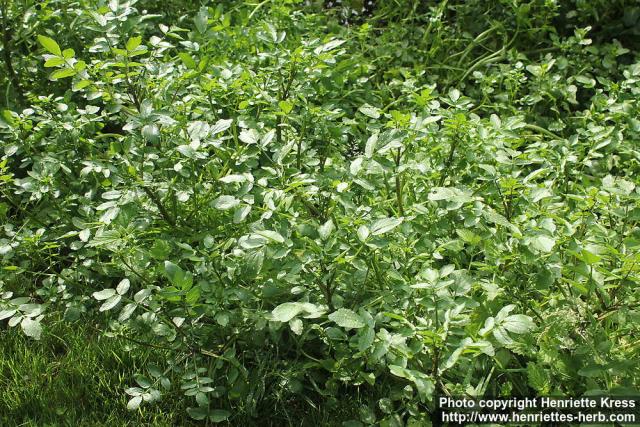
[1,0,639,424]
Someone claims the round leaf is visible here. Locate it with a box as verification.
[328,308,365,329]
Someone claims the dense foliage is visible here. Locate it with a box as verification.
[1,0,639,424]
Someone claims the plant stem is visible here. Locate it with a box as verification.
[0,0,24,103]
[439,135,459,187]
[394,148,404,216]
[142,186,177,227]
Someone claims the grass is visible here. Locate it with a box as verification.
[0,317,193,426]
[0,316,364,426]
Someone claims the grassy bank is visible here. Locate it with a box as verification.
[0,318,190,426]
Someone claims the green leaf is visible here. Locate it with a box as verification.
[86,230,122,249]
[141,124,160,143]
[21,318,42,340]
[580,249,601,265]
[314,38,345,54]
[126,36,142,52]
[38,35,62,56]
[388,364,409,379]
[527,362,551,394]
[176,145,199,159]
[178,52,196,69]
[242,249,264,279]
[449,88,461,102]
[442,343,465,370]
[164,261,193,290]
[350,157,364,175]
[50,68,76,80]
[262,130,278,150]
[79,229,91,242]
[357,326,375,351]
[187,406,208,420]
[364,132,378,158]
[289,318,303,335]
[359,104,381,119]
[219,174,246,184]
[127,396,143,410]
[370,217,402,236]
[482,208,520,234]
[211,195,239,210]
[577,364,606,378]
[357,225,370,242]
[194,6,209,34]
[0,309,17,320]
[239,129,259,145]
[185,287,201,305]
[90,11,107,26]
[492,326,513,345]
[116,278,130,295]
[456,229,481,245]
[215,312,229,327]
[255,230,284,244]
[388,365,434,402]
[530,235,555,253]
[428,187,456,201]
[1,109,15,127]
[93,288,116,300]
[233,205,251,223]
[279,100,294,115]
[479,317,495,336]
[502,314,535,334]
[195,392,208,406]
[271,302,323,322]
[318,219,334,240]
[495,304,515,322]
[100,295,122,311]
[187,121,210,141]
[575,75,596,87]
[209,409,231,423]
[164,261,183,282]
[119,303,137,322]
[328,308,365,329]
[272,302,305,322]
[44,57,66,67]
[211,119,233,135]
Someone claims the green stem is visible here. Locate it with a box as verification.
[0,0,24,103]
[142,186,177,227]
[394,148,404,217]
